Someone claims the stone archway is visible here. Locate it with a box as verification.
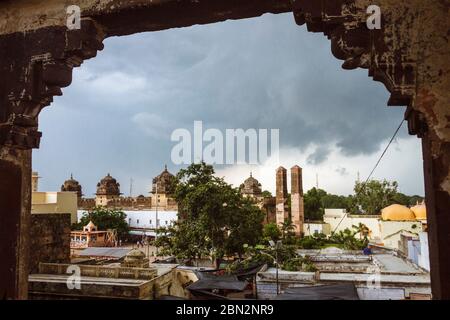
[0,0,449,299]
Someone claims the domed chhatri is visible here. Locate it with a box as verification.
[381,204,416,221]
[121,249,149,268]
[61,173,83,198]
[126,249,146,258]
[95,173,121,206]
[240,172,262,196]
[411,201,427,220]
[152,165,175,195]
[96,173,121,196]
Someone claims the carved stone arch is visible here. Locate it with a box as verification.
[0,0,449,299]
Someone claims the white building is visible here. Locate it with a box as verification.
[303,222,331,236]
[323,209,381,240]
[77,210,178,237]
[321,204,428,252]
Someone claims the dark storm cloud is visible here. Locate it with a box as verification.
[307,145,331,165]
[34,13,411,195]
[335,167,349,176]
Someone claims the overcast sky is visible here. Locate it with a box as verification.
[33,13,424,197]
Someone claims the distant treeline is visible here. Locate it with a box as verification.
[281,179,423,221]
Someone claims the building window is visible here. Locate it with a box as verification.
[165,221,168,225]
[137,219,139,224]
[128,218,131,224]
[149,219,152,224]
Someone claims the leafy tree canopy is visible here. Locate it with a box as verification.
[263,223,282,242]
[304,187,328,221]
[303,180,423,218]
[155,162,264,265]
[73,206,129,239]
[350,179,398,215]
[261,190,273,198]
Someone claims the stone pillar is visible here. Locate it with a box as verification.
[291,165,304,236]
[0,149,32,299]
[275,166,288,226]
[422,133,450,300]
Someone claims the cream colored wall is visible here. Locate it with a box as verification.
[322,210,427,250]
[32,191,78,224]
[304,223,331,236]
[95,194,120,206]
[95,195,106,206]
[323,209,381,240]
[380,220,424,249]
[168,268,199,299]
[153,193,168,208]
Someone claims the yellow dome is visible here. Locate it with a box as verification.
[381,204,416,221]
[411,203,426,220]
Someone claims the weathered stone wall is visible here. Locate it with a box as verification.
[29,213,71,274]
[291,166,304,236]
[275,166,288,225]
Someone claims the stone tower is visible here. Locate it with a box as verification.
[61,174,83,199]
[275,166,288,226]
[240,172,262,199]
[291,165,304,236]
[151,165,176,209]
[95,173,121,206]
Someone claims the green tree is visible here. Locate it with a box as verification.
[263,223,282,242]
[352,222,370,239]
[304,187,327,220]
[74,206,129,239]
[321,194,350,211]
[351,179,399,215]
[155,221,210,262]
[156,162,264,266]
[280,219,296,245]
[261,190,273,198]
[393,193,424,207]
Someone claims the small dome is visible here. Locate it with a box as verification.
[126,249,146,258]
[411,203,426,220]
[61,174,83,197]
[123,249,147,264]
[381,204,416,221]
[240,172,262,196]
[96,173,121,196]
[152,165,175,194]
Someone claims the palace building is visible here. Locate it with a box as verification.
[74,166,178,211]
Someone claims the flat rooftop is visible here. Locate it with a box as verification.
[258,251,429,286]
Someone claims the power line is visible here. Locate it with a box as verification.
[362,119,405,186]
[330,118,405,235]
